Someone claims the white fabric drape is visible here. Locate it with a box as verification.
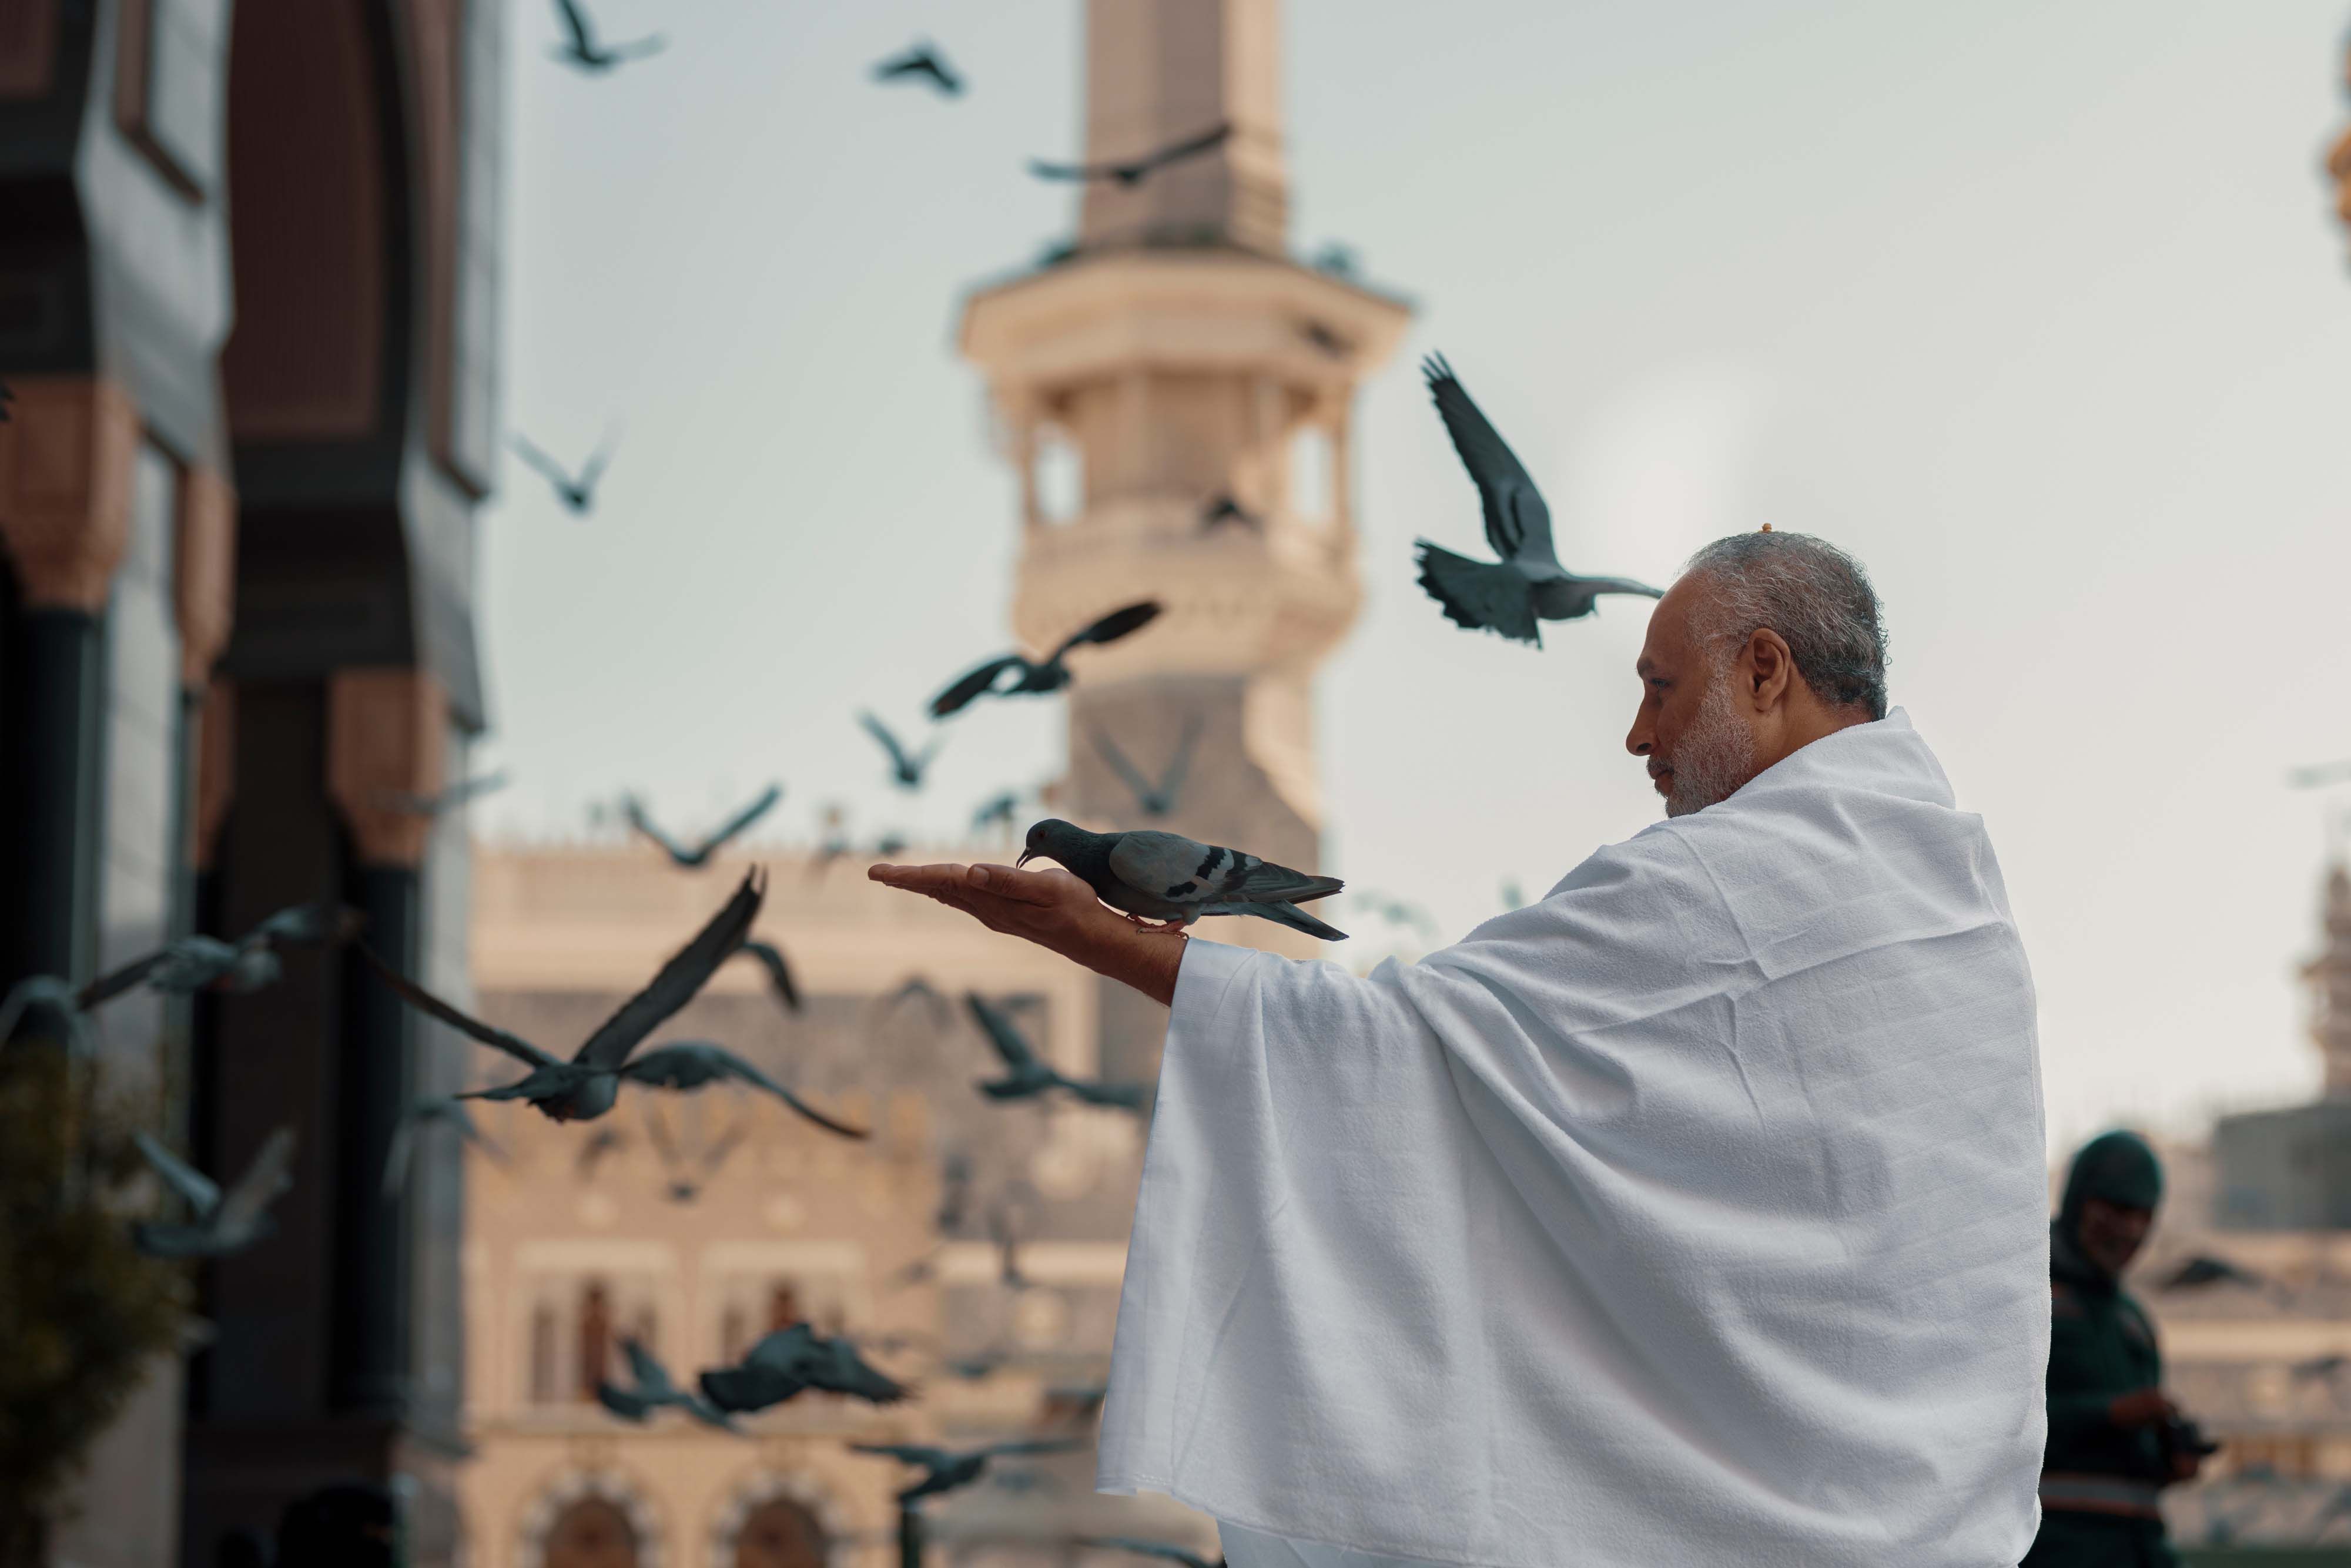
[1100,712,2049,1568]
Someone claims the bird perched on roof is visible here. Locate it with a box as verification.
[851,1439,1083,1505]
[545,0,661,73]
[510,428,618,509]
[82,901,363,1010]
[927,602,1162,719]
[1018,819,1348,940]
[731,938,801,1013]
[380,1098,507,1198]
[1081,1539,1226,1568]
[699,1324,911,1413]
[860,712,942,790]
[872,39,962,96]
[967,992,1146,1110]
[133,1128,297,1259]
[1029,123,1232,187]
[1092,718,1201,819]
[2158,1255,2266,1292]
[374,770,509,816]
[366,872,863,1138]
[623,783,781,868]
[597,1337,739,1430]
[1414,354,1662,646]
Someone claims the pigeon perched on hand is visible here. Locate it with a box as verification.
[1415,354,1662,646]
[81,901,363,1010]
[698,1324,910,1413]
[598,1336,739,1430]
[927,602,1161,719]
[1081,1539,1227,1568]
[380,1098,507,1198]
[374,771,509,816]
[624,783,781,868]
[860,712,942,790]
[967,992,1146,1110]
[872,39,962,96]
[1092,717,1201,819]
[852,1439,1083,1505]
[1029,123,1232,187]
[1018,819,1348,940]
[133,1128,296,1259]
[547,0,661,73]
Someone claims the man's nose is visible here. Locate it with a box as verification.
[1626,718,1653,757]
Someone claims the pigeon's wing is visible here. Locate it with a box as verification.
[620,1044,870,1140]
[963,993,1042,1073]
[1421,355,1560,572]
[508,433,575,488]
[852,1443,953,1468]
[737,940,801,1012]
[1083,1539,1218,1568]
[689,783,782,859]
[621,1336,675,1398]
[608,33,664,61]
[572,868,763,1068]
[927,657,1024,719]
[1108,831,1343,912]
[596,1382,655,1422]
[1156,716,1204,805]
[1,975,83,1047]
[1066,1078,1149,1111]
[360,946,559,1070]
[981,1438,1086,1459]
[79,949,175,1009]
[1090,731,1157,807]
[814,1343,913,1403]
[1026,156,1097,182]
[214,1127,297,1234]
[621,795,692,863]
[1133,122,1233,174]
[551,0,594,51]
[380,1098,500,1197]
[1051,601,1162,661]
[135,1131,222,1214]
[1566,573,1666,600]
[743,1324,819,1371]
[859,712,917,774]
[244,899,363,951]
[575,433,618,492]
[697,1117,749,1178]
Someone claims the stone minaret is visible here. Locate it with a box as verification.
[959,0,1409,1076]
[2307,863,2351,1098]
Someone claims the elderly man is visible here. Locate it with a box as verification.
[873,531,2049,1567]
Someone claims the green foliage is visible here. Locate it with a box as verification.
[0,1043,189,1548]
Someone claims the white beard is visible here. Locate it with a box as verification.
[1663,674,1757,817]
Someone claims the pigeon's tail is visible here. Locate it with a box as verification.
[1414,541,1541,646]
[1205,900,1350,942]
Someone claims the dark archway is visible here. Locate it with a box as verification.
[542,1496,641,1568]
[732,1497,829,1568]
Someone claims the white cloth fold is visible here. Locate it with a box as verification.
[1099,712,2048,1567]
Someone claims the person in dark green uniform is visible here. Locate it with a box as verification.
[2022,1131,2210,1567]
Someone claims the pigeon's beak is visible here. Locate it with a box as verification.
[1014,850,1036,868]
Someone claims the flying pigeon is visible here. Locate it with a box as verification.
[547,0,662,73]
[624,783,781,868]
[966,991,1146,1110]
[927,602,1162,719]
[1081,1539,1226,1568]
[972,790,1025,833]
[374,771,510,816]
[366,872,863,1138]
[644,1104,745,1203]
[699,1324,912,1413]
[874,974,952,1034]
[860,712,943,790]
[510,430,617,510]
[0,975,91,1054]
[1092,717,1201,818]
[1415,354,1663,646]
[731,938,801,1013]
[597,1336,739,1430]
[1029,123,1232,187]
[381,1097,508,1198]
[1199,493,1262,532]
[1018,819,1348,940]
[851,1439,1083,1505]
[81,901,364,1010]
[133,1127,297,1259]
[1311,241,1359,277]
[872,39,962,96]
[575,1125,627,1178]
[2158,1255,2266,1292]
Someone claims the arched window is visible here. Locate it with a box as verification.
[541,1496,638,1568]
[765,1282,801,1333]
[1033,427,1083,525]
[731,1497,828,1568]
[577,1281,612,1401]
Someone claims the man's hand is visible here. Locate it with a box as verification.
[868,862,1186,1006]
[2106,1389,2176,1429]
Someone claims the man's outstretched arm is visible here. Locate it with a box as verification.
[868,862,1188,1006]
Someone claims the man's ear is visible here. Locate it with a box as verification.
[1746,629,1795,712]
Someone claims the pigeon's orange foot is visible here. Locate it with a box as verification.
[1122,914,1191,936]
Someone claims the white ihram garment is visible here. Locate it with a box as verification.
[1097,712,2049,1568]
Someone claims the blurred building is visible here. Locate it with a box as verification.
[452,1,1407,1564]
[1,1,504,1566]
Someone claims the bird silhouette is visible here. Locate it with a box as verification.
[699,1324,911,1413]
[642,1101,747,1202]
[967,991,1146,1110]
[929,602,1163,719]
[133,1128,297,1259]
[623,783,781,867]
[1092,717,1201,818]
[873,975,952,1034]
[547,0,662,73]
[1019,819,1348,940]
[851,1439,1083,1505]
[365,872,862,1138]
[1310,241,1359,276]
[1199,492,1263,533]
[1299,320,1352,359]
[381,1098,508,1198]
[1029,123,1232,187]
[972,790,1026,833]
[597,1336,739,1430]
[872,39,962,96]
[731,938,801,1013]
[860,712,943,789]
[1082,1539,1226,1568]
[574,1125,627,1178]
[373,770,510,816]
[81,901,363,1010]
[1415,354,1662,646]
[510,430,617,510]
[2158,1255,2266,1292]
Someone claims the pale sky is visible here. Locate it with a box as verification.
[474,0,2351,1153]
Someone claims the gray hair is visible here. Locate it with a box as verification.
[1679,531,1888,721]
